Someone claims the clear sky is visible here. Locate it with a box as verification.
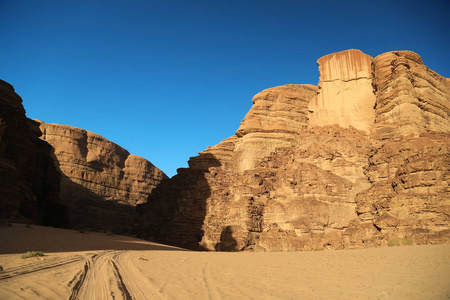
[1,0,449,177]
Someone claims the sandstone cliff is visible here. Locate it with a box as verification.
[235,84,318,172]
[37,122,167,233]
[136,49,450,251]
[308,49,376,132]
[371,51,450,138]
[0,79,167,233]
[0,80,64,226]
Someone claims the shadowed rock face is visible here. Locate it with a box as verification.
[0,79,166,233]
[37,122,168,234]
[136,49,450,251]
[0,80,64,225]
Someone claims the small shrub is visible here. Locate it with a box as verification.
[402,237,415,246]
[21,251,44,259]
[79,228,91,234]
[387,238,401,247]
[387,237,415,247]
[0,220,12,227]
[105,231,114,236]
[0,265,3,271]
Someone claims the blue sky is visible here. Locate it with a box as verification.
[1,0,449,177]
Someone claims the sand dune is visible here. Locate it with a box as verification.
[1,224,449,299]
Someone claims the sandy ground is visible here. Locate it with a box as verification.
[0,224,449,299]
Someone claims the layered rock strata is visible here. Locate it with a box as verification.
[136,49,450,251]
[235,84,318,172]
[37,122,167,233]
[371,51,450,139]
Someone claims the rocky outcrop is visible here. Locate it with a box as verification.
[235,84,318,172]
[355,132,450,245]
[308,49,376,132]
[0,80,64,225]
[136,49,450,251]
[37,122,167,233]
[198,125,374,251]
[371,51,450,139]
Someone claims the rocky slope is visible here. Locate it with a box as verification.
[136,49,450,251]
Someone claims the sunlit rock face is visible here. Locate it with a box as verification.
[308,49,376,132]
[371,51,450,139]
[136,49,450,251]
[38,122,167,233]
[235,84,318,172]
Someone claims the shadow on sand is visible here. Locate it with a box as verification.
[215,226,238,252]
[0,223,183,255]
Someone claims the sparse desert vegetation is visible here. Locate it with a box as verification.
[387,237,415,247]
[20,251,45,259]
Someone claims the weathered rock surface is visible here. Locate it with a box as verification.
[371,51,450,139]
[0,80,64,225]
[37,122,167,233]
[136,49,450,251]
[308,49,376,132]
[235,84,318,172]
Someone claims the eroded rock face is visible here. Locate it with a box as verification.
[356,132,450,244]
[199,125,374,251]
[38,122,167,233]
[235,84,318,172]
[371,51,450,139]
[308,49,376,132]
[0,80,64,225]
[135,49,450,251]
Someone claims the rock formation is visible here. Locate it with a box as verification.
[136,49,450,251]
[0,79,166,233]
[37,122,167,233]
[2,48,448,250]
[308,49,376,132]
[0,80,64,226]
[235,84,318,172]
[371,51,450,139]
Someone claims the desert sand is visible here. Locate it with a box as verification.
[0,224,449,299]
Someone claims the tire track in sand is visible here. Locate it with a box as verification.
[68,251,166,300]
[0,255,83,280]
